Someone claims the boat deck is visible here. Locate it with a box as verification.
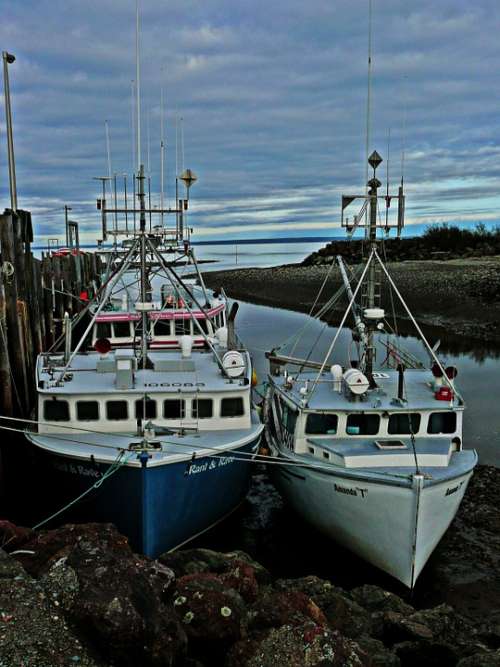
[38,348,250,395]
[28,411,264,467]
[272,368,462,411]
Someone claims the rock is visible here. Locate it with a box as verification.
[457,651,500,666]
[275,576,372,638]
[249,589,327,631]
[12,523,187,667]
[227,624,371,666]
[173,571,247,660]
[394,640,458,666]
[0,519,32,550]
[159,547,271,586]
[355,635,400,666]
[0,549,108,667]
[350,585,414,616]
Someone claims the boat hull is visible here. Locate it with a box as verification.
[18,434,261,558]
[270,456,475,588]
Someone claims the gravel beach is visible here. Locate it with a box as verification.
[203,256,500,342]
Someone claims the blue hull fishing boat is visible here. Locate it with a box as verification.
[23,162,263,557]
[265,151,477,588]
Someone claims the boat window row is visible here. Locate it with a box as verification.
[305,411,457,436]
[95,318,216,341]
[43,396,245,422]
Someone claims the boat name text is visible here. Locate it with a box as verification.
[334,484,368,498]
[445,480,465,497]
[187,456,235,476]
[53,461,101,479]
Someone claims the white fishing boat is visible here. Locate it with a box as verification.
[265,151,477,588]
[21,165,263,557]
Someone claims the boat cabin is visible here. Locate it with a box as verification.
[91,300,226,350]
[268,367,464,467]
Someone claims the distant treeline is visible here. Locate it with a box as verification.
[302,224,500,265]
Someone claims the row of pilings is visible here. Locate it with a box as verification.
[0,208,103,419]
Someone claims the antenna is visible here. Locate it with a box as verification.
[135,0,141,171]
[160,84,165,226]
[147,108,151,174]
[105,120,112,179]
[180,116,185,174]
[130,79,136,172]
[365,0,373,192]
[401,76,407,187]
[385,128,390,230]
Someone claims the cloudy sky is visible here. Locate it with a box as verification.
[1,0,499,244]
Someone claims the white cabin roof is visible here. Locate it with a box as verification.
[37,348,250,396]
[271,368,463,412]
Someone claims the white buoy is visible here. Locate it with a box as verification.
[180,335,193,358]
[364,307,385,320]
[330,364,343,392]
[215,326,228,349]
[343,368,369,395]
[222,350,245,377]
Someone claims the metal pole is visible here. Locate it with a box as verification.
[136,0,141,171]
[2,52,17,212]
[160,86,165,227]
[64,205,72,247]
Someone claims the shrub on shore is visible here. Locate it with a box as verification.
[303,224,500,265]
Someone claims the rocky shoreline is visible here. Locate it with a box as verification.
[202,257,500,343]
[1,464,499,666]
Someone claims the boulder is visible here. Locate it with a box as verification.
[173,571,247,657]
[249,589,327,631]
[226,624,371,666]
[159,547,271,586]
[0,549,108,667]
[275,576,371,638]
[457,651,500,666]
[350,585,414,616]
[12,523,187,667]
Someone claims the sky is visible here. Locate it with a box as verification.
[1,0,500,245]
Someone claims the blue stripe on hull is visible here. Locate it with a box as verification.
[24,437,260,558]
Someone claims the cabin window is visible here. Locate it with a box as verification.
[221,397,244,417]
[175,319,190,336]
[193,399,213,419]
[96,322,111,339]
[163,399,185,419]
[279,398,298,435]
[76,401,99,421]
[305,413,338,435]
[388,413,421,435]
[197,319,210,335]
[346,413,380,435]
[428,412,457,434]
[44,399,70,422]
[135,399,157,420]
[106,401,128,420]
[113,322,131,338]
[154,320,172,336]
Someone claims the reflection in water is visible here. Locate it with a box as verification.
[235,299,500,467]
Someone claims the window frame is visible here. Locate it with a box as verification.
[76,400,100,421]
[220,396,245,418]
[106,400,129,421]
[44,399,70,422]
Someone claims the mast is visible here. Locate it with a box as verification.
[135,0,141,171]
[160,86,165,227]
[365,150,382,385]
[137,164,149,369]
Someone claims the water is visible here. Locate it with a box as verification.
[233,299,500,466]
[189,240,328,271]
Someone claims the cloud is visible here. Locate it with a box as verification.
[0,0,499,244]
